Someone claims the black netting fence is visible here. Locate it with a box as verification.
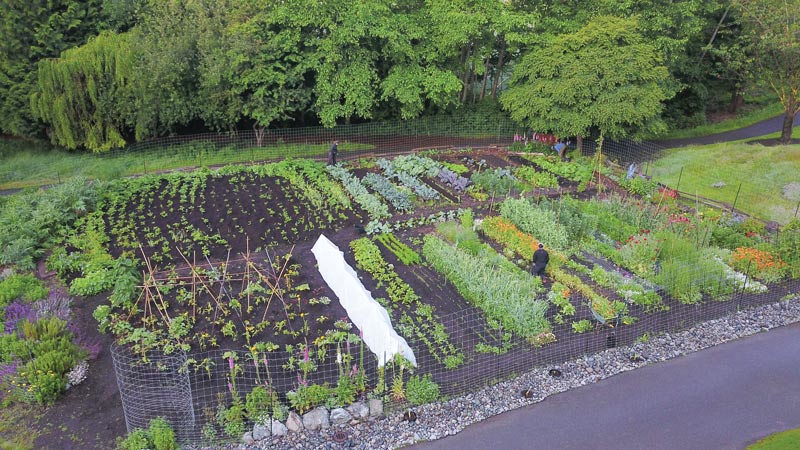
[111,274,799,446]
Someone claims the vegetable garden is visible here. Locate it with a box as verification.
[2,146,798,446]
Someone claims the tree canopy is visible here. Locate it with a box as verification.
[500,16,674,144]
[0,0,785,151]
[733,0,800,143]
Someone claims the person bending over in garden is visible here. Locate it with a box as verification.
[328,140,339,165]
[532,243,549,282]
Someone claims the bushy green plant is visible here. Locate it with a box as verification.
[0,178,97,270]
[116,417,178,450]
[617,176,659,197]
[216,397,246,437]
[513,166,560,189]
[333,375,357,407]
[286,383,332,414]
[245,386,279,422]
[500,198,569,250]
[710,224,753,250]
[572,319,593,333]
[470,168,520,195]
[536,196,596,242]
[7,317,87,405]
[617,232,662,277]
[776,220,800,278]
[406,374,440,405]
[0,274,48,309]
[148,417,178,450]
[117,429,150,450]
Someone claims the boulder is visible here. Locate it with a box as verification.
[286,411,304,433]
[347,401,370,420]
[330,408,352,425]
[302,407,330,430]
[242,432,255,445]
[252,423,270,440]
[368,398,384,419]
[271,421,288,437]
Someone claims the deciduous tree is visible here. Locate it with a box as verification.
[733,0,800,143]
[501,16,674,148]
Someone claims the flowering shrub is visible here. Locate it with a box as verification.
[653,186,678,206]
[617,231,661,277]
[730,247,787,283]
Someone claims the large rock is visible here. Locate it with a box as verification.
[286,411,304,433]
[271,421,288,437]
[252,423,270,440]
[302,407,330,430]
[242,432,255,445]
[347,401,370,420]
[368,398,384,418]
[330,408,352,425]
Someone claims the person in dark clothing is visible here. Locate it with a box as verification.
[327,140,339,165]
[532,243,549,282]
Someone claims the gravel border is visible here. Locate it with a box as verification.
[218,294,800,450]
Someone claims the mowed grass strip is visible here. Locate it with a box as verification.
[651,140,800,224]
[747,428,800,450]
[0,139,373,190]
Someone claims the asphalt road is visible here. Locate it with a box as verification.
[409,322,800,450]
[655,113,800,148]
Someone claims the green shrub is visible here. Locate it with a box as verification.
[117,429,150,450]
[333,375,357,407]
[148,417,178,450]
[116,417,178,450]
[406,374,440,405]
[245,386,281,422]
[12,318,87,405]
[286,383,332,415]
[216,398,246,437]
[0,274,49,306]
[711,225,754,250]
[0,178,97,270]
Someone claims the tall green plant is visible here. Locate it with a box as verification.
[422,234,549,338]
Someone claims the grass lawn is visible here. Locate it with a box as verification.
[651,139,800,224]
[747,428,800,450]
[0,139,373,190]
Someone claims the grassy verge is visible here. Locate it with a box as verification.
[747,428,800,450]
[650,140,800,224]
[0,139,374,190]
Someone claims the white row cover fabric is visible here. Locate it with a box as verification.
[311,234,417,367]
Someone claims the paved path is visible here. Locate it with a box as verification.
[655,113,800,148]
[409,322,800,450]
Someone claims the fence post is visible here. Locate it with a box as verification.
[675,166,683,192]
[731,183,742,214]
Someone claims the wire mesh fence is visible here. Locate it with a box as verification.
[111,271,799,446]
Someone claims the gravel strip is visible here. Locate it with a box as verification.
[211,295,800,450]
